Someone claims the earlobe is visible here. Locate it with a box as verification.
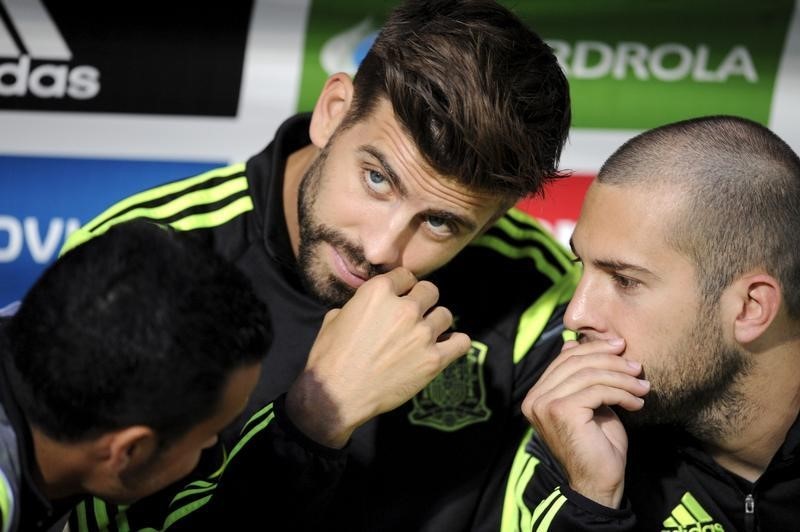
[731,273,781,345]
[309,73,354,148]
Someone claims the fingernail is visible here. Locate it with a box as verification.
[638,379,650,390]
[626,359,641,370]
[608,338,625,347]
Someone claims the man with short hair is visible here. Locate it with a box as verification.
[515,115,800,531]
[64,1,576,530]
[0,221,271,531]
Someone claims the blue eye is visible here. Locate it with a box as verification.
[425,215,456,237]
[368,169,386,184]
[364,169,391,194]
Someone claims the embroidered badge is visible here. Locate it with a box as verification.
[408,340,491,431]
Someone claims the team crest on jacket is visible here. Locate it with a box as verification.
[408,341,491,431]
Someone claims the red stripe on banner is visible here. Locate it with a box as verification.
[516,173,594,224]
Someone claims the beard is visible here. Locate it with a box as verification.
[295,144,384,307]
[619,300,753,442]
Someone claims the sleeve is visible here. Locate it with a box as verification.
[500,430,637,532]
[69,395,347,532]
[0,467,15,532]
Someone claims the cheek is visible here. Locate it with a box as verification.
[401,236,468,277]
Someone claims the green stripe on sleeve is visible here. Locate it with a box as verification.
[514,266,580,363]
[170,196,254,232]
[83,163,245,233]
[162,494,213,530]
[92,498,110,529]
[161,406,278,529]
[74,501,88,532]
[0,470,13,532]
[532,487,564,527]
[472,236,564,284]
[494,212,574,271]
[90,178,250,235]
[500,427,539,532]
[535,491,568,532]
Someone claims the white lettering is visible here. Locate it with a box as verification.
[718,45,758,82]
[650,43,693,82]
[613,42,649,80]
[554,40,758,83]
[28,63,68,98]
[67,65,100,99]
[24,217,64,263]
[692,45,719,82]
[0,56,101,99]
[572,41,614,79]
[0,55,29,96]
[0,215,23,262]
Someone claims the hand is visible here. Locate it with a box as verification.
[286,267,471,448]
[521,338,650,508]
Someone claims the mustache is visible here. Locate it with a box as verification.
[315,225,387,279]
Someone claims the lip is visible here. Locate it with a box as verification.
[329,244,368,288]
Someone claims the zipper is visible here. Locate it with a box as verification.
[744,493,755,532]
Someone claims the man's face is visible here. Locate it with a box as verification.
[297,98,505,306]
[566,182,749,431]
[105,363,261,503]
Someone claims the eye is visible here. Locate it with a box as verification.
[611,273,640,291]
[364,168,391,195]
[425,215,457,237]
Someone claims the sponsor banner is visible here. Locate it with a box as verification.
[520,174,595,248]
[300,0,794,129]
[0,156,220,304]
[0,0,252,116]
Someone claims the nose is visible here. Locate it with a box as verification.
[564,274,606,338]
[360,213,413,270]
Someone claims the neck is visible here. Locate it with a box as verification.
[701,343,800,482]
[31,427,89,500]
[282,144,318,258]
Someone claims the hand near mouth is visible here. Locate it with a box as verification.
[286,267,471,448]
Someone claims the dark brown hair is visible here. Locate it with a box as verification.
[344,0,571,200]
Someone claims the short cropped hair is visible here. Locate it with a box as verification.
[4,221,271,444]
[346,0,571,200]
[598,115,800,317]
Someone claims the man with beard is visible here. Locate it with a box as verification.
[60,1,575,531]
[512,115,800,531]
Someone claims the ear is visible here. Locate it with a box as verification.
[103,426,158,474]
[309,72,354,148]
[727,272,782,345]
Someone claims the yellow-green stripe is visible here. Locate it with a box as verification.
[514,266,580,363]
[83,163,245,232]
[500,427,539,532]
[535,492,568,532]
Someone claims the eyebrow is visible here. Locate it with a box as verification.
[358,144,479,233]
[358,145,407,196]
[569,237,657,277]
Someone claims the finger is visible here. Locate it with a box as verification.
[537,339,628,384]
[540,367,650,403]
[381,267,417,296]
[435,331,472,366]
[562,339,580,351]
[404,280,440,313]
[424,305,454,337]
[531,351,641,400]
[557,384,647,414]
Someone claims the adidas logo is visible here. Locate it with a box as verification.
[662,492,725,532]
[0,0,100,99]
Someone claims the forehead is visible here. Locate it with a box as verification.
[573,182,690,272]
[339,98,505,217]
